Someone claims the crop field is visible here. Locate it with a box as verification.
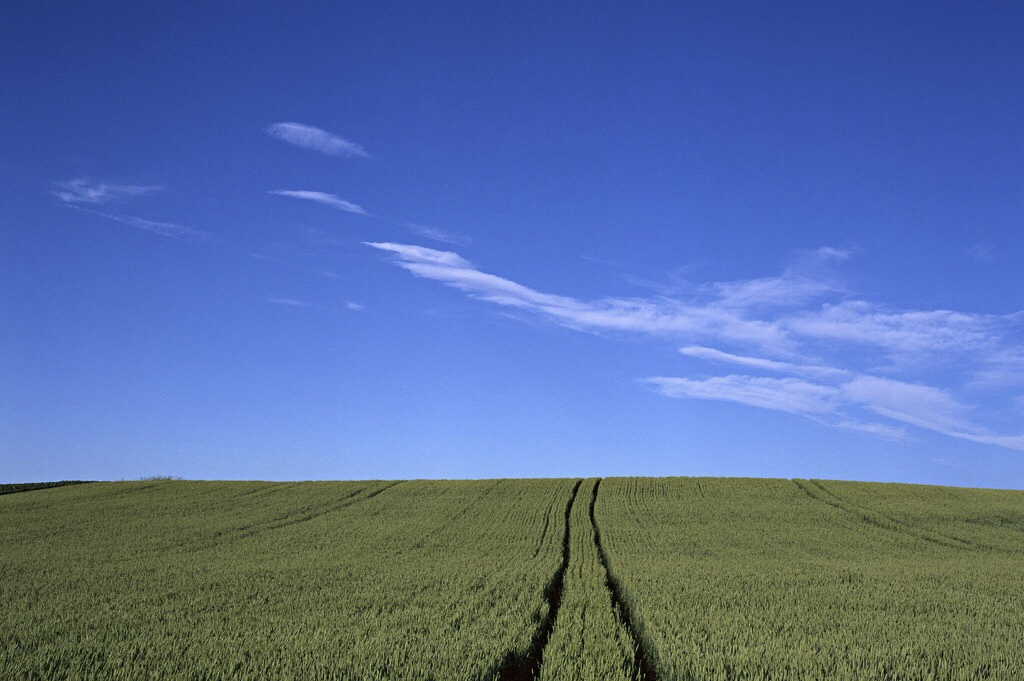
[597,478,1024,680]
[2,477,1023,679]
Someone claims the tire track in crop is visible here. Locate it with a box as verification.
[196,481,404,550]
[415,480,505,549]
[495,479,582,681]
[259,480,404,533]
[793,479,973,550]
[531,487,566,559]
[591,479,660,681]
[531,503,553,560]
[811,479,979,549]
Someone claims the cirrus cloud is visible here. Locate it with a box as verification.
[367,241,1024,452]
[266,122,370,158]
[270,190,368,215]
[54,178,163,205]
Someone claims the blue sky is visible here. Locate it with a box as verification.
[3,2,1023,488]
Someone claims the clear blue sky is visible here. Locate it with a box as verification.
[3,2,1022,488]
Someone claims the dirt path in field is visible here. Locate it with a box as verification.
[494,479,582,681]
[591,479,660,681]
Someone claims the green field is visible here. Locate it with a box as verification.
[2,478,1022,680]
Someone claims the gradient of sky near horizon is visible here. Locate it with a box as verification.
[3,2,1023,488]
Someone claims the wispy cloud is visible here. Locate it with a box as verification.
[678,346,849,380]
[54,179,163,205]
[406,222,466,245]
[645,373,912,441]
[647,372,1024,450]
[266,122,370,159]
[71,206,209,242]
[367,241,1024,452]
[969,241,996,261]
[266,296,313,308]
[648,374,840,415]
[365,242,809,352]
[784,303,1010,362]
[710,274,837,309]
[270,190,368,215]
[267,297,364,313]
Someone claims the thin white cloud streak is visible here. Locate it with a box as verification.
[816,247,853,261]
[367,241,1024,452]
[366,242,1023,375]
[270,190,368,215]
[710,275,837,309]
[366,241,794,351]
[648,375,840,415]
[71,206,209,242]
[842,375,976,433]
[670,346,1024,447]
[268,297,365,313]
[267,297,313,308]
[841,375,1024,450]
[54,179,163,205]
[266,122,370,158]
[406,222,465,245]
[678,346,849,380]
[784,302,1010,360]
[648,373,1024,451]
[645,375,907,440]
[969,352,1024,389]
[706,246,849,309]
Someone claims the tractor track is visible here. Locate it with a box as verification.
[794,479,973,550]
[591,479,660,681]
[494,479,582,680]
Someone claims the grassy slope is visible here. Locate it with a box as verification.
[597,477,1024,681]
[0,479,575,680]
[2,477,1022,680]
